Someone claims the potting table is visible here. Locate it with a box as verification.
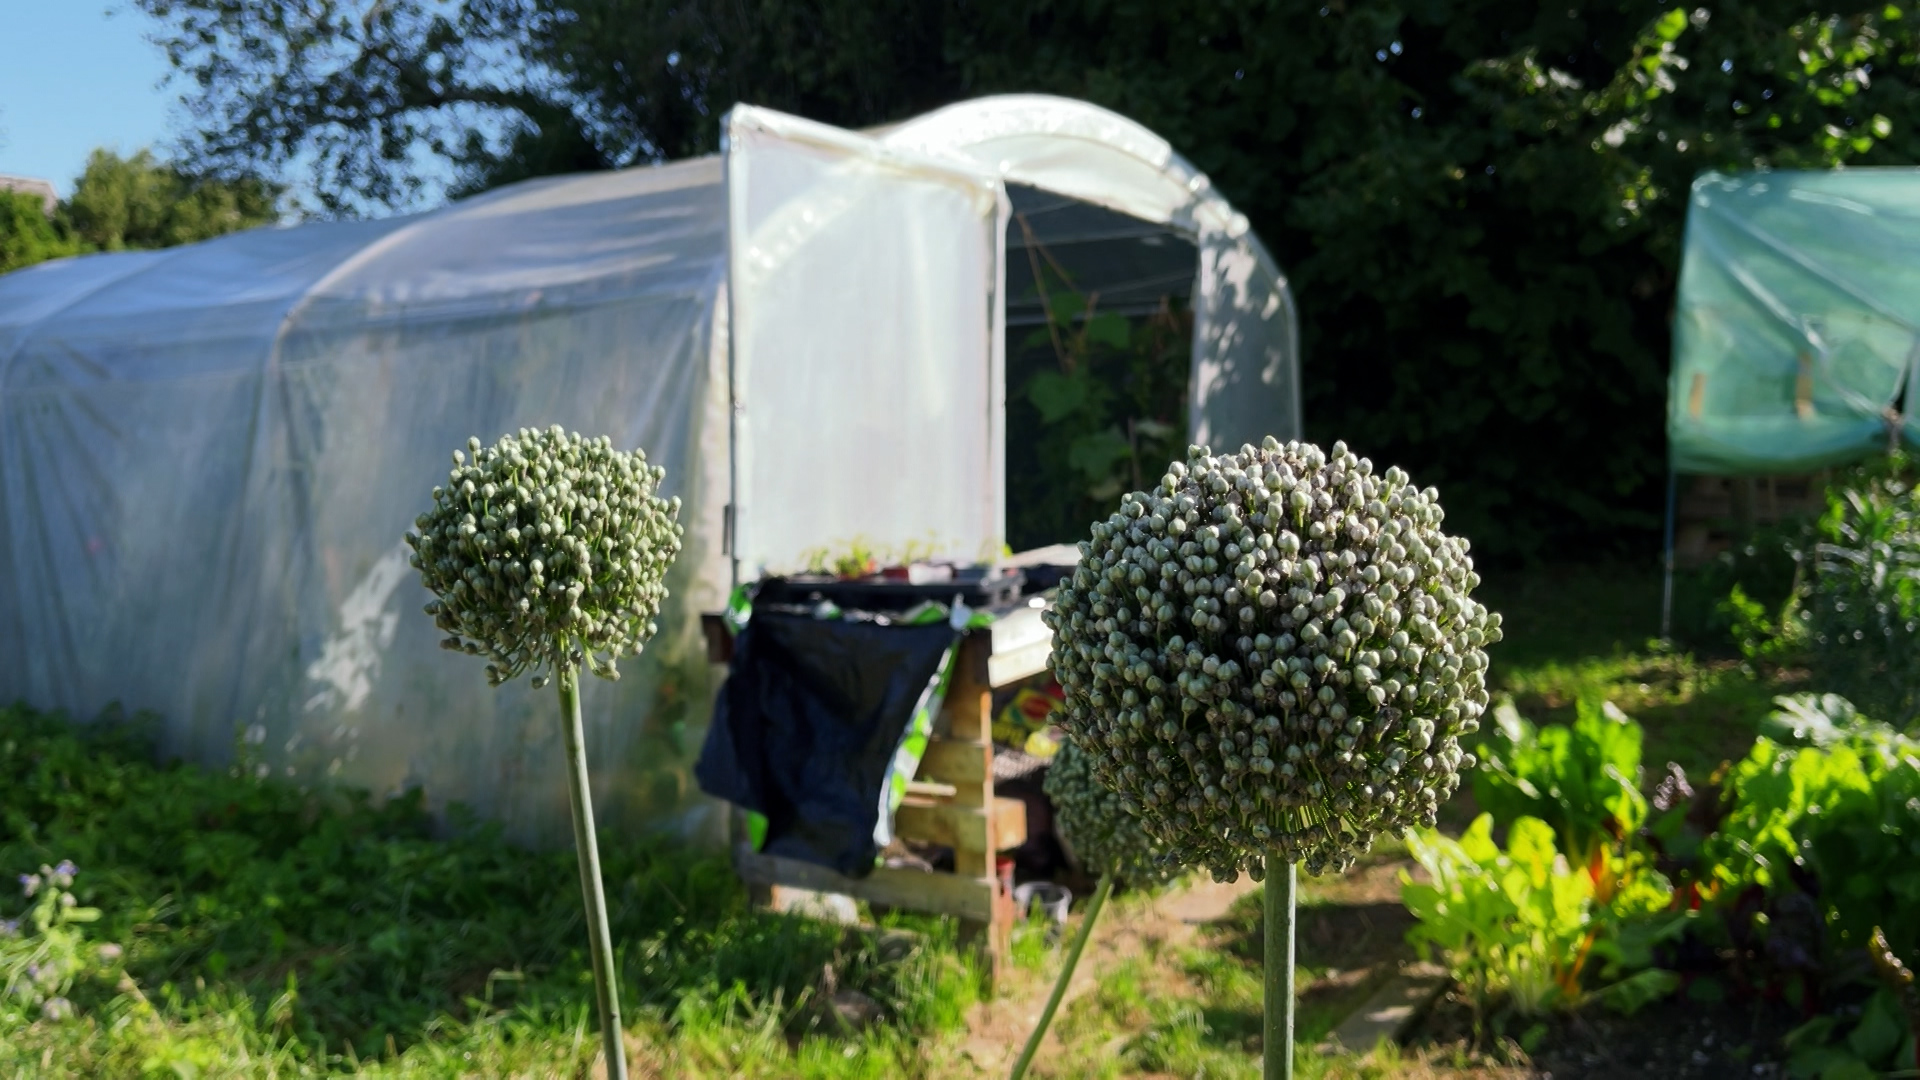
[707,600,1054,984]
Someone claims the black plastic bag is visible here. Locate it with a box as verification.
[695,611,958,878]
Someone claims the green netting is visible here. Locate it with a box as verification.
[1670,170,1920,476]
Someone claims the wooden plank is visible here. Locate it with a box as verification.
[988,603,1051,656]
[941,634,992,744]
[994,796,1028,850]
[919,737,988,785]
[732,846,995,922]
[1322,963,1451,1053]
[988,639,1053,688]
[700,613,733,664]
[896,801,989,851]
[905,779,958,800]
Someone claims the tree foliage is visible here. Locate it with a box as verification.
[0,150,281,276]
[132,0,1920,560]
[0,193,85,276]
[63,149,281,253]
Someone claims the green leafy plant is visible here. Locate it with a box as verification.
[1650,696,1920,1078]
[1721,582,1808,667]
[1472,698,1649,904]
[0,861,135,1027]
[1006,227,1191,550]
[1670,515,1809,655]
[1402,814,1679,1035]
[1801,464,1920,728]
[405,426,683,1080]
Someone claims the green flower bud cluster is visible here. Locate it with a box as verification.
[1042,438,1501,882]
[1044,738,1179,888]
[404,426,684,688]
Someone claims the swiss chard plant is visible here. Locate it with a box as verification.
[1645,694,1920,1077]
[1403,813,1679,1039]
[1472,698,1649,905]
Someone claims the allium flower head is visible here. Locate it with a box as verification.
[1043,439,1501,881]
[1044,738,1179,887]
[405,427,685,687]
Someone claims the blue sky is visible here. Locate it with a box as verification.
[0,2,175,194]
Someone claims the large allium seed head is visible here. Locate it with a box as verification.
[1041,439,1500,882]
[1044,738,1180,888]
[405,428,684,687]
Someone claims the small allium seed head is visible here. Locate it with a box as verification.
[406,428,683,687]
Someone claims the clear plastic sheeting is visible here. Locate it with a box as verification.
[1671,170,1920,475]
[0,162,736,849]
[0,96,1300,846]
[1004,186,1200,326]
[725,107,1007,579]
[884,94,1302,453]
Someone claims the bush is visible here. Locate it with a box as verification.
[1402,813,1678,1031]
[1428,693,1920,1073]
[1801,466,1920,728]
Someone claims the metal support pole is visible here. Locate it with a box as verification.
[1660,465,1678,643]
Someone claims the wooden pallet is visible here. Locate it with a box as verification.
[716,604,1055,985]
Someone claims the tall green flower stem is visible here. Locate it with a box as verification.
[1010,873,1114,1080]
[1265,858,1297,1080]
[559,666,627,1080]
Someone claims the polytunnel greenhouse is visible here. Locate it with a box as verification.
[0,95,1301,846]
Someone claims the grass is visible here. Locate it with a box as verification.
[1477,561,1799,777]
[0,702,984,1078]
[1,559,1801,1078]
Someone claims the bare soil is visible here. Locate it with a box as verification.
[1415,989,1798,1079]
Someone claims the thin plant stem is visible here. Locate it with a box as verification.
[1265,857,1297,1080]
[559,665,627,1080]
[1010,873,1114,1080]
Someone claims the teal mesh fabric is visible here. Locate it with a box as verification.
[1671,170,1920,475]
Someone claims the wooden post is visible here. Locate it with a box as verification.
[940,631,1012,983]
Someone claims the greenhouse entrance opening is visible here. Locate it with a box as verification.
[1002,184,1201,553]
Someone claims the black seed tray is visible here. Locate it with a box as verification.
[754,569,1026,614]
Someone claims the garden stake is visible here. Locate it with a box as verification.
[1009,872,1113,1080]
[1264,857,1296,1080]
[560,666,626,1080]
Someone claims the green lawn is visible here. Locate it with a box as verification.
[1,559,1792,1078]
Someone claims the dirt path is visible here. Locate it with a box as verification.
[952,856,1420,1077]
[954,874,1259,1075]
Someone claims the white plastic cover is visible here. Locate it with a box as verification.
[0,162,736,847]
[0,95,1301,845]
[725,107,1008,579]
